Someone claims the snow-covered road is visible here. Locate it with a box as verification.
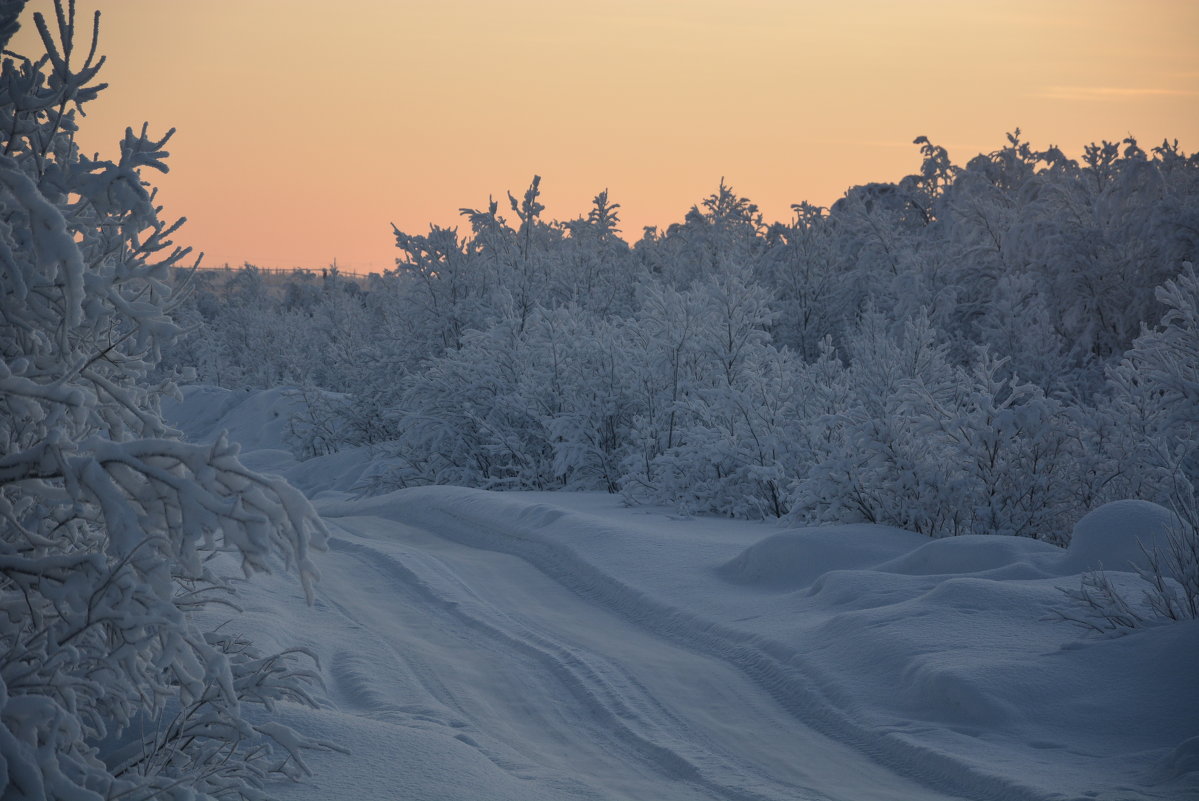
[298,512,953,801]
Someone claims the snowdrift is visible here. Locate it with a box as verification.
[164,385,387,496]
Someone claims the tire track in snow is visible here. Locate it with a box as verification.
[323,489,1052,801]
[315,551,601,789]
[325,527,816,801]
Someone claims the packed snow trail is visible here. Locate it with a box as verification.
[301,488,1196,801]
[252,511,957,801]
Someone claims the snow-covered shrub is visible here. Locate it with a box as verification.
[1054,569,1156,635]
[759,202,850,360]
[1055,499,1198,635]
[286,385,355,459]
[1137,503,1199,623]
[388,221,499,361]
[790,313,1082,540]
[1107,264,1199,497]
[618,279,709,499]
[908,350,1081,543]
[789,311,961,534]
[624,266,801,518]
[557,190,642,316]
[644,344,801,518]
[636,180,767,290]
[1059,265,1199,632]
[381,302,642,494]
[386,310,559,490]
[0,4,337,798]
[541,312,639,493]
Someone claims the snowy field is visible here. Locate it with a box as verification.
[167,386,1199,801]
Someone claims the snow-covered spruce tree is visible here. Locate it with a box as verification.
[0,3,337,799]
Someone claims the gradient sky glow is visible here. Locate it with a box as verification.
[11,0,1199,272]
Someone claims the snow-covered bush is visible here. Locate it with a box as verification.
[618,279,709,499]
[1105,264,1199,499]
[0,4,337,798]
[1055,499,1198,635]
[1060,264,1199,632]
[539,311,638,493]
[789,311,960,534]
[623,266,800,518]
[557,190,641,316]
[758,202,849,360]
[286,385,355,459]
[385,313,557,489]
[383,305,639,492]
[1137,503,1199,623]
[389,223,493,357]
[636,180,767,290]
[907,350,1082,543]
[790,313,1082,541]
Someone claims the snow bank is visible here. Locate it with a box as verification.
[717,524,927,589]
[873,533,1064,579]
[163,385,382,496]
[165,384,301,452]
[1063,499,1182,573]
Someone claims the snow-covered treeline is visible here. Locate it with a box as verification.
[167,134,1198,542]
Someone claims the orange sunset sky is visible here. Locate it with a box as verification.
[11,0,1199,273]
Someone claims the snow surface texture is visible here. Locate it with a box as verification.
[166,386,1199,801]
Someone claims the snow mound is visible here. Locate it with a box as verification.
[874,534,1062,579]
[165,384,302,452]
[1064,499,1180,573]
[898,657,1019,729]
[717,524,927,589]
[278,446,381,498]
[164,385,388,497]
